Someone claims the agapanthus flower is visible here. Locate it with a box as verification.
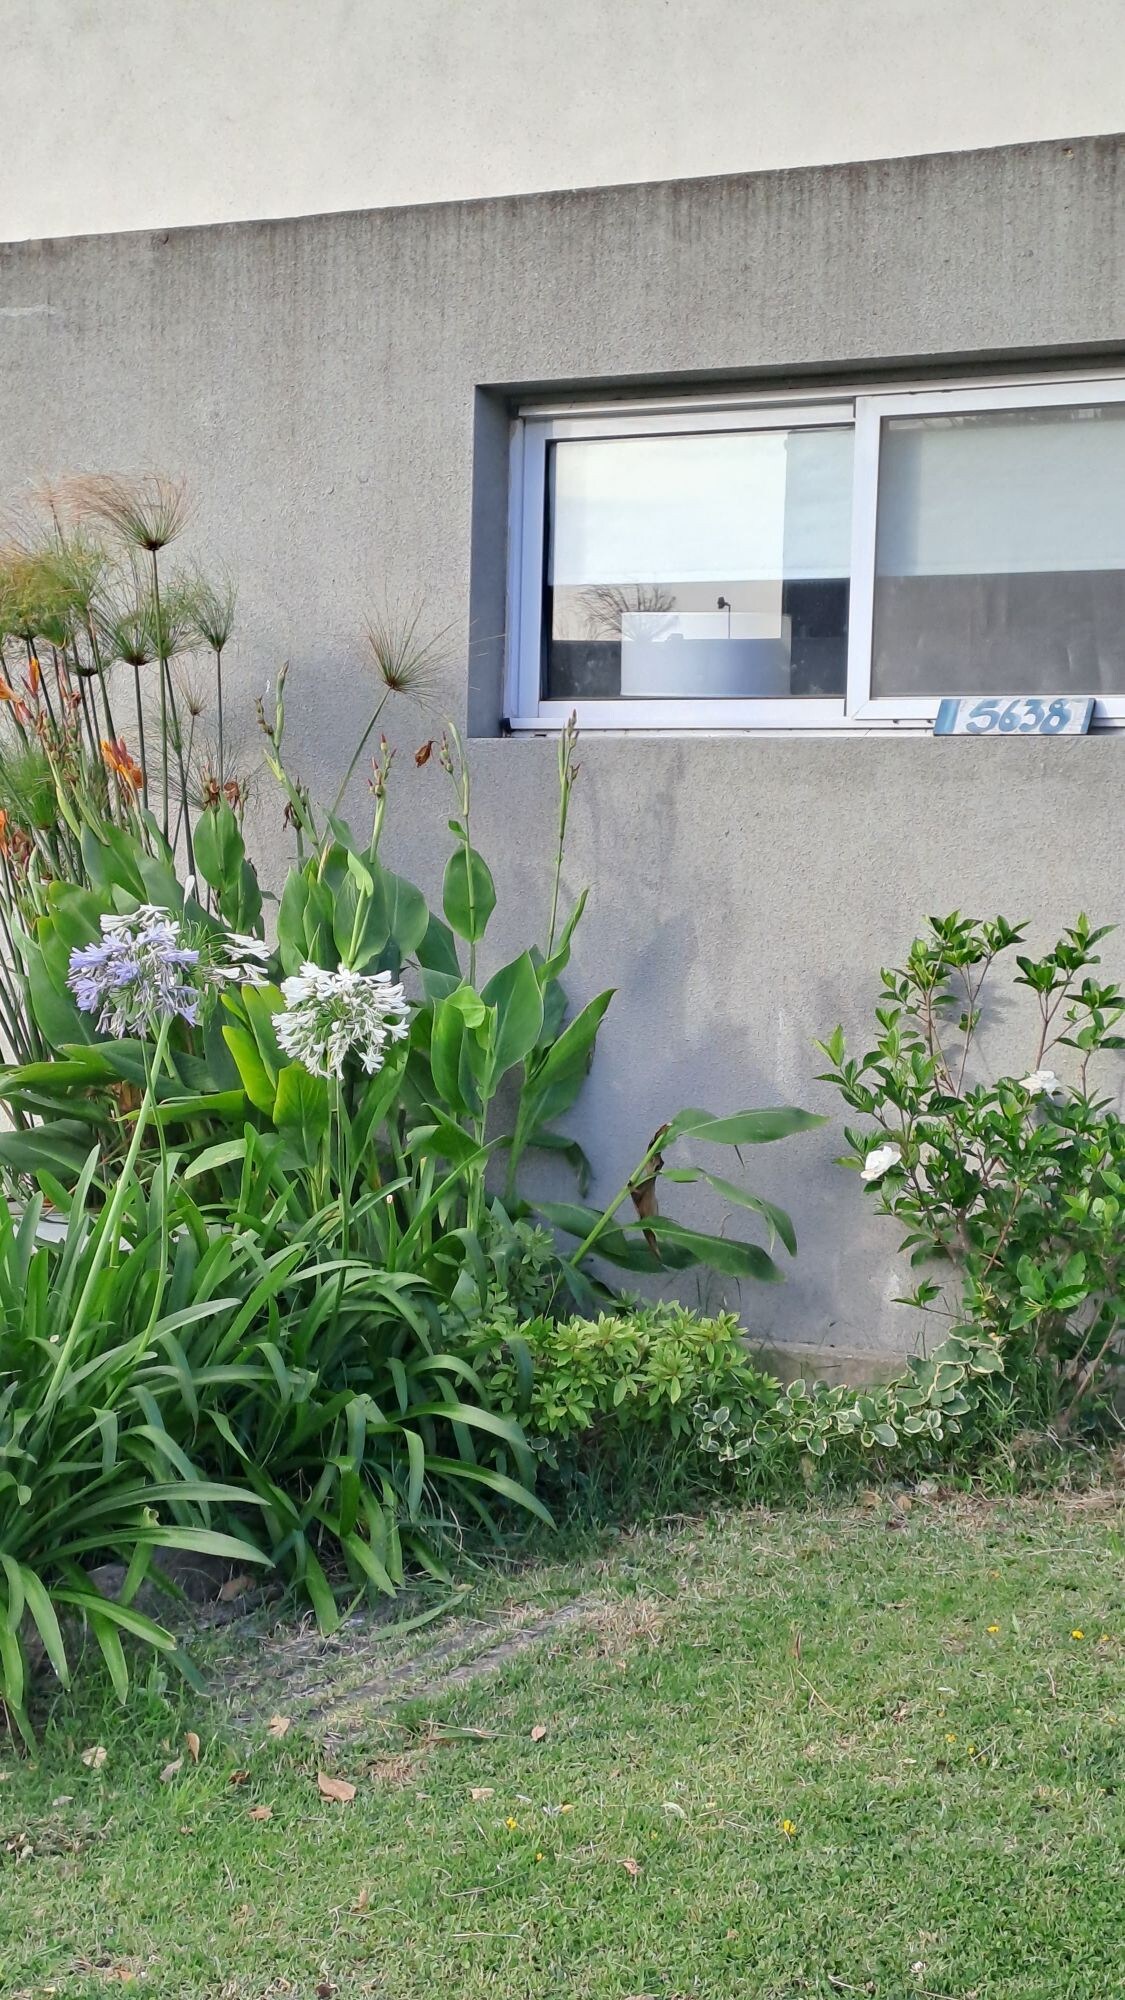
[274,962,410,1079]
[68,906,201,1034]
[209,931,272,986]
[861,1142,902,1183]
[67,906,272,1034]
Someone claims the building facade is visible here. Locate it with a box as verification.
[2,6,1124,1365]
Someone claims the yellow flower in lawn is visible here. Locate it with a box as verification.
[535,1851,544,1862]
[505,1816,518,1830]
[987,1624,1000,1634]
[1071,1630,1085,1641]
[945,1733,957,1743]
[781,1818,797,1839]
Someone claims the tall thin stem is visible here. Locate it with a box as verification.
[131,662,149,812]
[150,550,194,874]
[215,644,225,780]
[330,692,389,818]
[83,613,117,744]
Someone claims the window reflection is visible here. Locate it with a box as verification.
[872,405,1125,696]
[545,428,853,700]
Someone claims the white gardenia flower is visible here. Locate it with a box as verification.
[273,962,410,1079]
[1015,1069,1059,1096]
[861,1143,902,1183]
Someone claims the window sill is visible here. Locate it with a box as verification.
[506,707,1125,737]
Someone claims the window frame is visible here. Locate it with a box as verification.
[505,373,1125,734]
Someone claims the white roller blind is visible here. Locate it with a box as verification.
[876,406,1125,577]
[549,428,853,586]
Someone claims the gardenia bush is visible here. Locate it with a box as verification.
[816,911,1125,1429]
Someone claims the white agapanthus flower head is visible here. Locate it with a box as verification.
[1015,1068,1059,1096]
[861,1142,902,1183]
[209,931,272,986]
[67,906,272,1036]
[274,962,410,1079]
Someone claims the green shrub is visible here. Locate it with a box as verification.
[458,1301,776,1455]
[816,912,1125,1428]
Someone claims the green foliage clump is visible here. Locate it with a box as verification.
[459,1300,776,1450]
[696,1330,1006,1474]
[816,911,1125,1429]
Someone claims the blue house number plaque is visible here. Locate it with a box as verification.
[933,697,1094,736]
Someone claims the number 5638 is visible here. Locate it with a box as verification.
[965,698,1073,734]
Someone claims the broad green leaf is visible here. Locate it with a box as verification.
[183,1136,250,1181]
[417,914,462,978]
[372,866,429,961]
[25,940,91,1050]
[222,1025,276,1115]
[525,990,614,1121]
[430,999,469,1114]
[663,1106,827,1147]
[442,845,497,943]
[663,1166,798,1255]
[483,951,544,1075]
[273,1064,330,1168]
[626,1213,785,1281]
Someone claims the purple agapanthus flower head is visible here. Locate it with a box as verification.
[66,904,268,1036]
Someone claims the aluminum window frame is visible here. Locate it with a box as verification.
[505,372,1125,734]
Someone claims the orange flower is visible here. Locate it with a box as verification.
[0,676,18,703]
[27,656,41,694]
[101,736,144,791]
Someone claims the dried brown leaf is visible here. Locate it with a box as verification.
[530,1724,548,1742]
[228,1769,250,1787]
[266,1714,292,1739]
[248,1804,273,1822]
[158,1757,183,1784]
[317,1772,357,1804]
[218,1572,254,1602]
[80,1745,107,1770]
[469,1786,494,1801]
[621,1856,642,1877]
[184,1731,201,1764]
[351,1887,370,1913]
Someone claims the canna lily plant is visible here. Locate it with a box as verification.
[0,689,823,1312]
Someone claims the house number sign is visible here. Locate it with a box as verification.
[933,697,1094,736]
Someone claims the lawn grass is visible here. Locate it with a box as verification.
[2,1493,1123,1999]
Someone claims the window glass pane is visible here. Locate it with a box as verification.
[872,404,1125,697]
[544,428,852,700]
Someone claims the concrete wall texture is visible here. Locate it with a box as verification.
[1,135,1123,1355]
[4,0,1125,240]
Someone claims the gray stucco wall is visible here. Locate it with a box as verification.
[1,137,1123,1357]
